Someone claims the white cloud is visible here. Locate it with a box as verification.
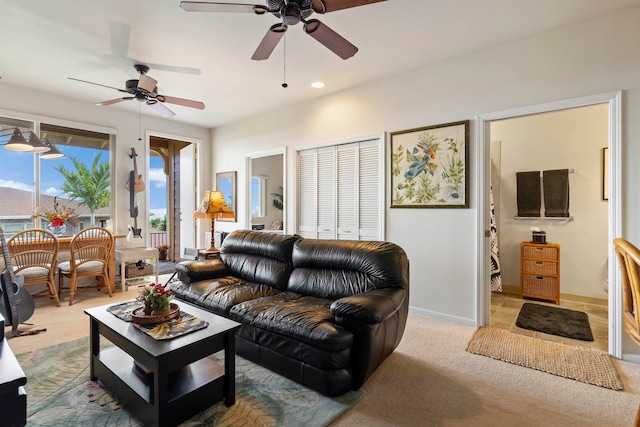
[0,180,33,192]
[43,187,63,196]
[150,208,167,218]
[148,168,166,188]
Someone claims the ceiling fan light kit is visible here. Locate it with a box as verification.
[68,63,205,117]
[180,0,385,60]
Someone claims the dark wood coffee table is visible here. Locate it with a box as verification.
[85,301,240,427]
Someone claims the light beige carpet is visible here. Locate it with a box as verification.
[466,326,623,390]
[9,295,640,426]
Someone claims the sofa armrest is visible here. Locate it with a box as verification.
[330,288,407,324]
[175,259,228,285]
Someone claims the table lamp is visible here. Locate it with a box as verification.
[194,190,234,251]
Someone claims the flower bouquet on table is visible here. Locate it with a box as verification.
[134,283,179,323]
[32,196,79,235]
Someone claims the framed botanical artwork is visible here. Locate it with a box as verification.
[216,171,236,221]
[390,120,470,208]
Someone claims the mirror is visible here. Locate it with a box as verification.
[247,151,285,232]
[251,176,267,217]
[216,171,236,222]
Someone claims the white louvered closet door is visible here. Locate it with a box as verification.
[358,140,381,240]
[298,150,317,238]
[316,147,336,239]
[337,143,357,240]
[297,137,382,241]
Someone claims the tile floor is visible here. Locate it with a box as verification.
[490,291,609,352]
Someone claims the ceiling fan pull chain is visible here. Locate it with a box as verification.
[282,33,288,88]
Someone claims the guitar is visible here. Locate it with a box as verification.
[0,225,37,336]
[127,148,142,239]
[126,148,145,193]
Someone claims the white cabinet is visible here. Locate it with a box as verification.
[297,138,382,240]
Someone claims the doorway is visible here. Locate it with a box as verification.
[148,135,198,262]
[476,91,622,357]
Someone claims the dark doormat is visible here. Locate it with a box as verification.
[516,302,594,341]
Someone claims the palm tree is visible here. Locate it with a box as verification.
[55,153,110,225]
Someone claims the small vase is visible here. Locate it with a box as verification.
[47,223,66,236]
[143,301,153,316]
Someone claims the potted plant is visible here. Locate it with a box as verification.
[156,244,169,261]
[136,283,174,316]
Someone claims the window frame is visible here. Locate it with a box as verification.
[0,109,117,233]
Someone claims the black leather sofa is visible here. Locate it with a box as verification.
[171,230,409,396]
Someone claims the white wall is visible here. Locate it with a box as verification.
[210,5,640,331]
[0,83,211,249]
[491,105,609,299]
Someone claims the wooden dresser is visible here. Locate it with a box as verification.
[520,241,561,304]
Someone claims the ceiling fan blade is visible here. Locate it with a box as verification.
[68,77,128,93]
[180,1,260,13]
[96,97,134,106]
[147,100,175,117]
[311,0,386,13]
[252,24,287,61]
[159,95,205,110]
[138,74,158,94]
[303,19,358,59]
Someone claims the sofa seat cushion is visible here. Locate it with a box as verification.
[170,276,281,315]
[236,323,351,370]
[230,292,353,352]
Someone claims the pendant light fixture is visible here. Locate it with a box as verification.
[27,132,51,153]
[4,128,32,151]
[40,137,65,159]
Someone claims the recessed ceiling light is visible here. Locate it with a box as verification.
[311,81,325,89]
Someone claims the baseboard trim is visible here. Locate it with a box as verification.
[500,285,607,307]
[409,306,476,326]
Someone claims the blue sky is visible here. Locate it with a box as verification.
[0,144,167,216]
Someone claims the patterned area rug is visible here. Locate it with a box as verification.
[466,326,623,390]
[18,337,363,426]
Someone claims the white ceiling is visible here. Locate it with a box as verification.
[2,0,639,129]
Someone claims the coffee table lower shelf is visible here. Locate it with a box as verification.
[94,346,225,425]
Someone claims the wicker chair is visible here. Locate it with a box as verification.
[57,227,114,305]
[7,228,61,307]
[614,238,640,345]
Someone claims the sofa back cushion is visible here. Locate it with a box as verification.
[220,230,300,290]
[288,239,409,300]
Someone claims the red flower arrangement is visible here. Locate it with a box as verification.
[32,196,79,226]
[136,283,174,311]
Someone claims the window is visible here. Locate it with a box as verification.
[0,116,113,237]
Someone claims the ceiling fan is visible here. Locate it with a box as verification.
[68,64,205,117]
[180,0,386,60]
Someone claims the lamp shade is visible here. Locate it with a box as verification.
[40,138,65,159]
[194,190,234,219]
[28,132,51,153]
[4,128,32,151]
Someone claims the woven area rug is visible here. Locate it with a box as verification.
[18,337,363,426]
[466,326,623,390]
[516,302,594,341]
